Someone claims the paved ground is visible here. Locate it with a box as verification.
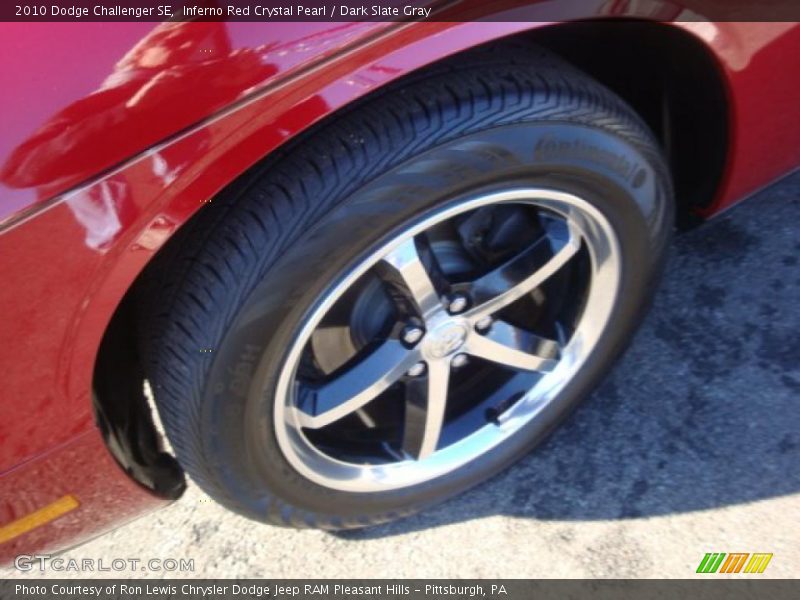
[6,173,800,579]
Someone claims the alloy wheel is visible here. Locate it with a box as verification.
[274,188,621,492]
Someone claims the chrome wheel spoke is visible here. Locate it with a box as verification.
[463,218,581,320]
[297,340,419,428]
[381,237,443,319]
[466,320,560,372]
[402,360,451,460]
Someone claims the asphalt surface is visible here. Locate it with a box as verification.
[6,172,800,579]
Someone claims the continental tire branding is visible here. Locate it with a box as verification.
[534,136,648,188]
[696,553,773,574]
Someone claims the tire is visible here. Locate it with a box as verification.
[137,41,674,529]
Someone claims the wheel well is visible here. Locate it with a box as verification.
[527,20,729,226]
[93,293,185,499]
[93,20,729,489]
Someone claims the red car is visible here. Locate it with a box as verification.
[1,12,799,561]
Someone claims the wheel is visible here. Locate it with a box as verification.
[138,41,673,529]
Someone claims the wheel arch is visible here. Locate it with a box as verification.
[529,20,729,226]
[88,19,730,491]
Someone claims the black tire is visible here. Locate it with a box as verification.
[137,41,673,529]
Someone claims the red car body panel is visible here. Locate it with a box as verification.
[1,10,799,561]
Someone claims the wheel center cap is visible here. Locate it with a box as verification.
[423,320,468,359]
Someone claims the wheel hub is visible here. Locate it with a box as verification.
[421,318,469,360]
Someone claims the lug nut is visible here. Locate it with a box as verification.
[475,316,493,332]
[446,294,469,315]
[451,354,469,368]
[407,362,426,377]
[402,326,424,345]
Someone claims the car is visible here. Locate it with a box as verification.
[1,11,799,562]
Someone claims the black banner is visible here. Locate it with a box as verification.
[2,580,799,600]
[3,0,800,22]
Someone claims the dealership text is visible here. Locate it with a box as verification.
[17,584,507,597]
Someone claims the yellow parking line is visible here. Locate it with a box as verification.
[0,495,79,544]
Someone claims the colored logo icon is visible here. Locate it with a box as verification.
[696,553,773,574]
